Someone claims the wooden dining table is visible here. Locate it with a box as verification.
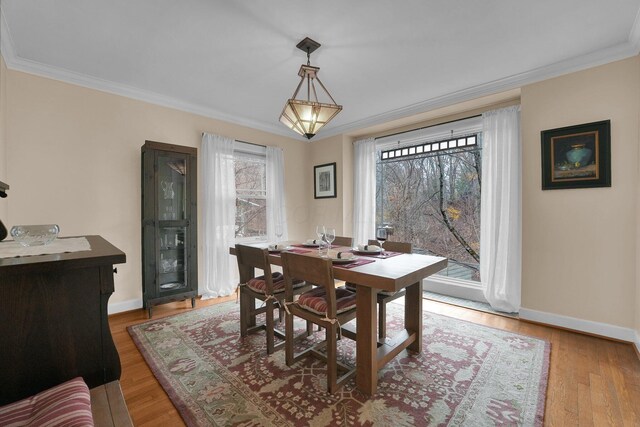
[230,243,447,395]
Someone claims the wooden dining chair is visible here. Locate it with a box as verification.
[346,240,413,339]
[281,251,358,394]
[331,235,353,247]
[235,244,312,354]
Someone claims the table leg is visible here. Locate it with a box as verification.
[405,280,423,353]
[356,285,377,395]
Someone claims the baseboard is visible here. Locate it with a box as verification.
[423,276,487,303]
[108,299,143,315]
[519,307,637,343]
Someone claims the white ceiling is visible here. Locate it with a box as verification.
[2,1,640,140]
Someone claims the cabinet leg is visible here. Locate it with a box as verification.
[148,307,152,319]
[191,297,196,308]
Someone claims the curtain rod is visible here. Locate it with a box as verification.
[201,132,266,148]
[374,114,482,141]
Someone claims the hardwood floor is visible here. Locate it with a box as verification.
[109,296,640,426]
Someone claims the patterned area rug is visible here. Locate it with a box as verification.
[129,301,549,426]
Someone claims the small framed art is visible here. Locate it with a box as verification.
[541,120,611,190]
[314,162,337,199]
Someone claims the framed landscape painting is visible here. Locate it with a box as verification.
[314,162,337,199]
[541,120,611,190]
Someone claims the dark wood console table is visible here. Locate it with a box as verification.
[0,235,126,405]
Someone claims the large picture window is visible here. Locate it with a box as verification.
[376,122,482,282]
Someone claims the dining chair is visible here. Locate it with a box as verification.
[346,239,413,340]
[331,235,353,247]
[281,251,358,394]
[235,244,312,354]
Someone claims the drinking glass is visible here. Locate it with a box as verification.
[275,223,283,242]
[325,227,336,249]
[376,227,388,252]
[315,225,325,254]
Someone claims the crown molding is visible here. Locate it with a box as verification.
[0,8,297,140]
[320,40,640,139]
[629,6,640,53]
[1,2,639,143]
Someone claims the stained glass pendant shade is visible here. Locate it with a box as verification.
[279,37,342,140]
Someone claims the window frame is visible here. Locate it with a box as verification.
[234,141,268,243]
[374,116,487,302]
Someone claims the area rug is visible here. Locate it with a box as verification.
[128,301,549,426]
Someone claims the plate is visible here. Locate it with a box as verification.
[330,256,358,264]
[268,245,293,252]
[353,247,382,254]
[160,282,183,290]
[302,242,322,247]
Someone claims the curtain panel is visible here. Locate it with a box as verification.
[480,105,522,313]
[201,133,237,299]
[353,138,377,246]
[266,146,288,242]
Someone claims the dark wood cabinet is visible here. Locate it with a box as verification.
[142,141,197,317]
[0,235,126,405]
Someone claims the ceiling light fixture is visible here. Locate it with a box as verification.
[279,37,342,140]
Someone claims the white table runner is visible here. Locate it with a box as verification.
[0,237,91,258]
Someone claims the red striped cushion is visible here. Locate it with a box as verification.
[0,377,94,427]
[247,273,304,294]
[297,287,356,315]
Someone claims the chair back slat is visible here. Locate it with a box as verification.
[367,239,412,254]
[281,252,337,318]
[332,236,353,247]
[235,244,273,285]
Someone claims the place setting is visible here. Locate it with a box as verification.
[351,227,404,259]
[323,249,375,269]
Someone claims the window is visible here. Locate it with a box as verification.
[376,117,482,282]
[234,142,266,240]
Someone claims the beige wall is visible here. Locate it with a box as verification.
[4,53,640,336]
[308,134,349,237]
[521,57,640,329]
[4,69,308,307]
[318,59,640,335]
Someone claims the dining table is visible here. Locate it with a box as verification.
[230,242,448,395]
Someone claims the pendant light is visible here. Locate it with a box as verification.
[279,37,342,140]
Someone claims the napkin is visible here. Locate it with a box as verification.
[356,244,381,251]
[268,244,288,250]
[327,249,355,260]
[306,239,324,245]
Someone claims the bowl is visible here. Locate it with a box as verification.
[10,224,60,246]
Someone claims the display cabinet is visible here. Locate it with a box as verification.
[142,141,197,317]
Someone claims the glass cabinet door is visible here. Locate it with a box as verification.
[158,226,187,292]
[157,155,187,221]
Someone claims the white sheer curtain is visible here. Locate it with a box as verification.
[266,146,288,242]
[201,133,237,299]
[353,137,377,245]
[480,105,521,313]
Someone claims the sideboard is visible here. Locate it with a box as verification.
[0,235,126,405]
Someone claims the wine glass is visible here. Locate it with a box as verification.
[325,228,335,249]
[315,225,325,254]
[376,227,388,253]
[275,223,283,243]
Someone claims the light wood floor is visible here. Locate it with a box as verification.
[109,296,640,426]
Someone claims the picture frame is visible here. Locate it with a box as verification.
[314,162,337,199]
[541,120,611,190]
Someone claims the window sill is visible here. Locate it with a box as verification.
[423,275,487,303]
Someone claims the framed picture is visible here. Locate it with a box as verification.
[541,120,611,190]
[314,162,337,199]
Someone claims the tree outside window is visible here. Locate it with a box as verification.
[376,135,481,281]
